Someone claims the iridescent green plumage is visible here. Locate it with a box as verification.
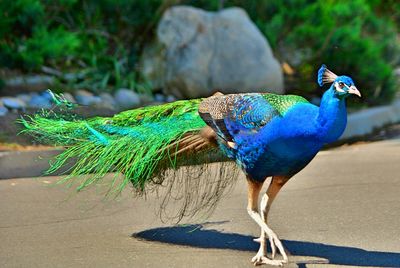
[20,99,208,193]
[262,94,308,115]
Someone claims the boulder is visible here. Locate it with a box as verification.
[99,92,117,110]
[1,97,26,110]
[165,95,177,103]
[138,94,154,105]
[16,94,32,104]
[141,6,284,98]
[28,94,52,109]
[0,101,8,116]
[75,90,102,106]
[154,93,166,103]
[61,92,76,103]
[40,90,54,101]
[114,89,141,110]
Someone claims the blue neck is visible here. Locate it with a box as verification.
[316,87,347,143]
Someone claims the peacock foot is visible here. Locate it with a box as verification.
[251,252,286,266]
[252,235,288,266]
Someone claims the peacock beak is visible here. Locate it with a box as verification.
[348,86,361,97]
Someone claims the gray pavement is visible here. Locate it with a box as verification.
[1,139,400,268]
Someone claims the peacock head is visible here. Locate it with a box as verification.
[317,64,361,98]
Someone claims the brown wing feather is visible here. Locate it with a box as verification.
[198,94,236,142]
[158,126,217,159]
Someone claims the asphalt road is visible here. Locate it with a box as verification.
[1,138,400,268]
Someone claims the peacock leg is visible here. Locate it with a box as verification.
[247,178,288,266]
[254,176,291,260]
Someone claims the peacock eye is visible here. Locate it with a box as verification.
[338,82,345,89]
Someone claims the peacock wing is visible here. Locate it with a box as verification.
[198,93,278,142]
[198,93,309,143]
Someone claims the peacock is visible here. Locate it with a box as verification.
[21,65,361,266]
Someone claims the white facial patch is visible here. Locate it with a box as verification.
[334,82,346,93]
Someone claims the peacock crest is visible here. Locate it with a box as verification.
[318,64,338,86]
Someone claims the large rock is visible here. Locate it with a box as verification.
[28,94,52,109]
[0,101,8,116]
[16,93,32,104]
[141,6,284,98]
[61,92,76,103]
[99,92,117,109]
[1,97,26,110]
[75,90,102,106]
[114,89,141,110]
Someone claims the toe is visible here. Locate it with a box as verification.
[252,255,285,267]
[260,257,284,266]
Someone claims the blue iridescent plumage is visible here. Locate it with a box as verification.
[200,65,361,182]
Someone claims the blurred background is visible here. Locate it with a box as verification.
[0,0,399,146]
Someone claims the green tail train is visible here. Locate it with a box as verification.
[20,96,237,220]
[21,99,203,190]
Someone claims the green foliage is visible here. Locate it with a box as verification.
[0,0,175,92]
[263,0,399,106]
[260,0,400,105]
[18,27,80,69]
[0,0,79,70]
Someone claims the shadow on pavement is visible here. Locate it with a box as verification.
[134,224,400,267]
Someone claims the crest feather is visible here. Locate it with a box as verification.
[317,64,338,86]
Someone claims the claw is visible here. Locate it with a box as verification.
[253,233,288,266]
[251,254,285,266]
[267,232,288,262]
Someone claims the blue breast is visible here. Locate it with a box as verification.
[243,138,322,181]
[233,103,323,181]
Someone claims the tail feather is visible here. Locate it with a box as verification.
[21,99,207,190]
[20,98,238,221]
